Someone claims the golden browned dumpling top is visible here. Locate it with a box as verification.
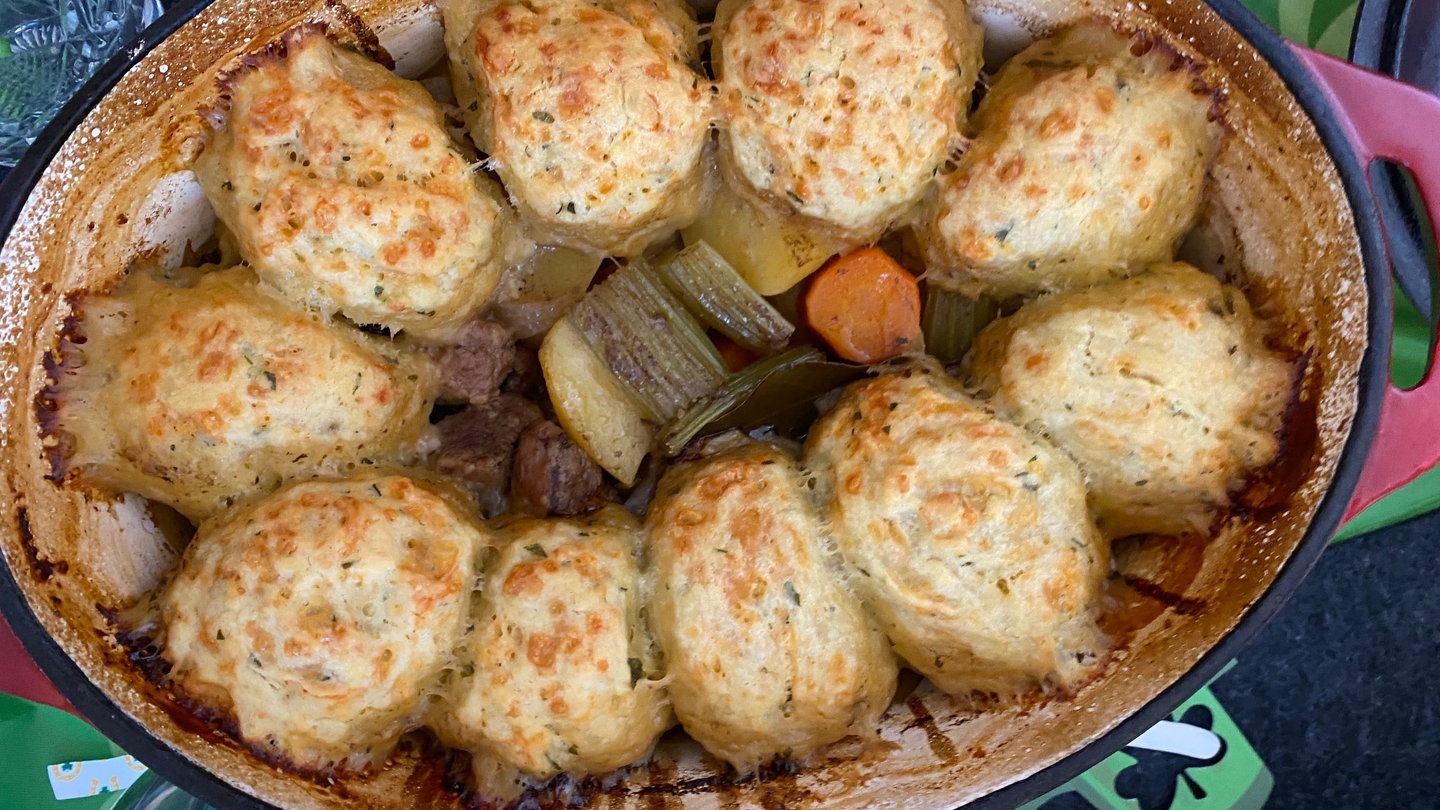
[195,29,519,340]
[967,262,1294,537]
[645,438,897,772]
[445,0,712,257]
[160,471,491,773]
[41,266,437,523]
[805,363,1109,699]
[714,0,982,246]
[922,22,1219,298]
[433,507,670,796]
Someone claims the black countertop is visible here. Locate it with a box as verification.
[1210,512,1440,807]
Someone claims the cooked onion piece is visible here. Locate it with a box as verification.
[433,507,671,794]
[645,438,898,772]
[921,22,1219,298]
[41,266,437,523]
[805,364,1108,698]
[967,262,1293,537]
[194,29,519,340]
[444,0,712,256]
[714,0,982,246]
[159,471,489,773]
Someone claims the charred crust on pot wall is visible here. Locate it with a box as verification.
[15,507,67,582]
[36,303,87,485]
[1233,348,1319,519]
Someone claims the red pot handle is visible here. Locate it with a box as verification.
[0,611,75,715]
[1290,45,1440,523]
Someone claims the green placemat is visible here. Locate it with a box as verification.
[0,694,131,810]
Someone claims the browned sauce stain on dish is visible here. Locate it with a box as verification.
[1235,349,1319,521]
[603,748,819,809]
[465,769,633,809]
[1099,527,1210,639]
[15,506,67,581]
[1117,576,1205,616]
[95,602,120,628]
[35,304,85,483]
[903,696,960,765]
[397,733,465,810]
[602,787,628,810]
[635,753,680,810]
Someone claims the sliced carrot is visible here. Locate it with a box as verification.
[802,246,923,364]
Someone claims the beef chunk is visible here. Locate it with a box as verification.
[510,420,605,517]
[433,393,542,515]
[438,319,515,403]
[501,343,546,402]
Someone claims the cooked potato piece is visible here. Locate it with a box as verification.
[160,471,489,773]
[434,508,671,795]
[539,317,653,486]
[42,266,437,523]
[805,364,1109,698]
[645,438,897,772]
[194,29,519,340]
[444,0,712,256]
[714,0,982,247]
[921,22,1219,298]
[967,262,1293,537]
[681,175,843,296]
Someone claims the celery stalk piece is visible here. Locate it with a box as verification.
[572,259,728,423]
[921,286,998,362]
[655,240,795,353]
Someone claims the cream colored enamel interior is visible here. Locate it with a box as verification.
[0,0,1364,807]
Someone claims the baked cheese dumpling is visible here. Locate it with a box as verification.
[159,471,490,773]
[921,22,1219,298]
[444,0,712,257]
[195,29,519,340]
[967,262,1293,537]
[434,507,671,796]
[645,438,897,772]
[805,364,1108,699]
[714,0,982,247]
[42,266,436,523]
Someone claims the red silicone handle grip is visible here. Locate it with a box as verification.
[0,612,75,715]
[1290,46,1440,522]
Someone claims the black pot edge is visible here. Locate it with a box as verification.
[0,1,1396,809]
[0,2,275,807]
[972,1,1395,806]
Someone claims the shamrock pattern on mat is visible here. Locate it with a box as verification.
[1113,705,1228,810]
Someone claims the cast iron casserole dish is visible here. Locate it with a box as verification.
[1,0,1439,806]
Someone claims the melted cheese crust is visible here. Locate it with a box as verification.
[968,262,1293,537]
[445,0,712,256]
[922,23,1218,298]
[715,0,981,246]
[645,440,897,772]
[160,472,489,772]
[194,32,516,339]
[51,267,436,522]
[435,508,672,784]
[805,365,1108,698]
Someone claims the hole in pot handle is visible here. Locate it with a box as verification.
[1290,45,1440,522]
